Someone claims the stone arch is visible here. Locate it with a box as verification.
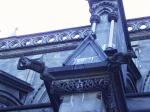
[126,71,139,93]
[99,8,112,15]
[29,84,52,112]
[30,83,49,104]
[126,76,137,93]
[143,71,150,92]
[91,1,117,16]
[0,90,22,107]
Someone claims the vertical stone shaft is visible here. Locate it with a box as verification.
[108,19,115,48]
[90,15,100,34]
[91,22,97,33]
[107,12,118,49]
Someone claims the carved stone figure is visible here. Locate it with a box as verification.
[17,56,45,73]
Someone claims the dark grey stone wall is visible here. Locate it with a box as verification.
[0,50,74,104]
[1,38,150,105]
[131,39,150,92]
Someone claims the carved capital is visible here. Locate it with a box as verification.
[90,15,100,23]
[108,12,118,22]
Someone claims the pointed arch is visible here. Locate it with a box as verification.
[91,1,118,16]
[143,71,150,92]
[0,90,22,106]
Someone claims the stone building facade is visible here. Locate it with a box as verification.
[0,0,150,112]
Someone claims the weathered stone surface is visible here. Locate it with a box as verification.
[59,92,106,112]
[0,1,149,111]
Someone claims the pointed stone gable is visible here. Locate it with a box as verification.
[63,35,107,65]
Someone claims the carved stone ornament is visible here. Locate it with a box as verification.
[90,15,100,23]
[51,76,110,94]
[0,17,149,58]
[0,26,90,52]
[108,12,118,22]
[17,56,45,73]
[89,0,118,16]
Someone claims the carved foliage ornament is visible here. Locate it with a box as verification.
[51,76,110,94]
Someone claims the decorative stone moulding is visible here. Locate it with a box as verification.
[0,17,149,52]
[0,26,90,51]
[51,76,110,94]
[127,16,150,32]
[89,0,118,16]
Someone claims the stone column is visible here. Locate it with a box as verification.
[87,0,130,53]
[87,0,119,50]
[90,15,100,34]
[87,0,130,86]
[107,12,118,49]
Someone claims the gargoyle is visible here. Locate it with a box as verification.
[108,52,132,64]
[17,56,45,73]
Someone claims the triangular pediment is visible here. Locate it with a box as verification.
[63,35,107,65]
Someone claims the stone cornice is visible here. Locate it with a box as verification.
[0,17,149,58]
[0,26,90,52]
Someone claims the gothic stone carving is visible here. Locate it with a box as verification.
[127,17,150,32]
[0,17,149,58]
[0,26,90,51]
[50,76,110,95]
[89,0,118,16]
[51,76,118,112]
[17,56,45,73]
